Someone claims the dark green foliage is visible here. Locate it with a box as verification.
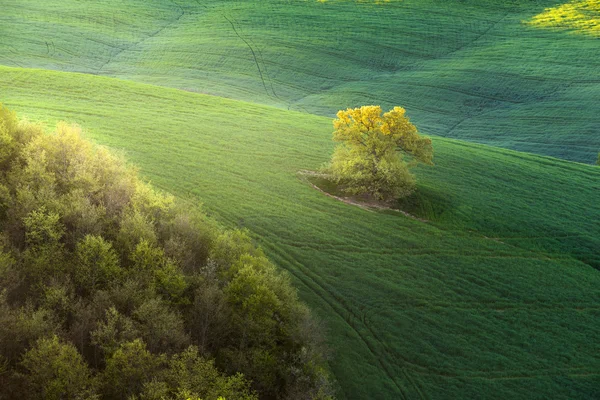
[0,106,333,400]
[20,336,98,400]
[0,293,60,364]
[101,339,165,400]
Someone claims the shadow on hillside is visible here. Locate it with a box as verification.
[300,171,457,223]
[394,185,458,223]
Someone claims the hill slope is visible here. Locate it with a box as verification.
[2,66,599,399]
[1,0,600,163]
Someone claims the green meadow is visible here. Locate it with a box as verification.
[1,66,599,399]
[2,0,600,163]
[1,0,600,398]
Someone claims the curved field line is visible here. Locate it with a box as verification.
[224,15,272,99]
[96,2,186,73]
[256,239,414,399]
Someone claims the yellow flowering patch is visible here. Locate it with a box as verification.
[316,0,391,4]
[527,0,600,36]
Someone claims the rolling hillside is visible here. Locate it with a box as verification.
[1,66,599,399]
[1,0,600,163]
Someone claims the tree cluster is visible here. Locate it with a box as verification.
[326,106,433,200]
[0,104,333,400]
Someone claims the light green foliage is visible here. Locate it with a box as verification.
[22,207,66,282]
[130,240,166,272]
[118,212,158,255]
[75,235,120,293]
[161,346,257,400]
[223,252,327,397]
[597,152,600,165]
[0,104,17,166]
[91,307,139,358]
[20,335,98,400]
[23,207,64,248]
[131,181,175,224]
[42,284,74,325]
[210,230,264,275]
[101,339,165,400]
[328,105,433,200]
[37,123,96,195]
[153,259,188,305]
[128,240,188,303]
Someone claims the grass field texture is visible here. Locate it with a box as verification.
[1,0,600,163]
[1,66,599,399]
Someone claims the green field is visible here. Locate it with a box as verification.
[1,66,599,399]
[2,0,600,163]
[1,0,600,398]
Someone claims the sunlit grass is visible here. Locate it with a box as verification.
[528,0,600,36]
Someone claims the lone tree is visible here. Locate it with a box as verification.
[327,105,433,200]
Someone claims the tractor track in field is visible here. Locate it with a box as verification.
[443,80,573,138]
[413,367,600,381]
[223,16,309,113]
[277,242,559,260]
[258,240,418,400]
[224,15,272,100]
[440,12,510,59]
[0,43,24,67]
[261,236,600,396]
[240,25,281,101]
[232,219,431,398]
[250,229,543,397]
[95,0,188,74]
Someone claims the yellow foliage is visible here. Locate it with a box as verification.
[315,0,392,4]
[327,105,432,200]
[527,0,600,36]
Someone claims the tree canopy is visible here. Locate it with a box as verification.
[327,105,433,200]
[0,103,333,400]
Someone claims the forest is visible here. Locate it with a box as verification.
[0,105,333,400]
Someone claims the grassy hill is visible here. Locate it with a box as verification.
[2,0,600,163]
[1,65,599,399]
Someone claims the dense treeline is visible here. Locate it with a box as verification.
[0,104,333,400]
